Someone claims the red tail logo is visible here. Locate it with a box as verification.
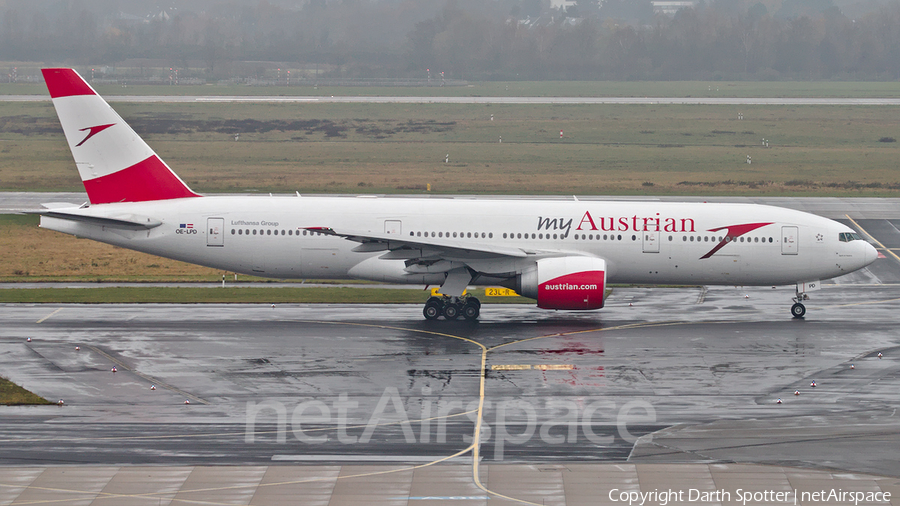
[76,123,116,147]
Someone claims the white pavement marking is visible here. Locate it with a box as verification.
[35,308,62,324]
[271,455,474,462]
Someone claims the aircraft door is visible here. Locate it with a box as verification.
[384,220,402,236]
[207,217,224,247]
[781,226,798,255]
[642,230,659,253]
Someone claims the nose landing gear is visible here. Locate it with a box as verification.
[791,290,809,318]
[423,295,481,321]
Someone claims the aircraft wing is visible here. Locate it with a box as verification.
[305,227,528,259]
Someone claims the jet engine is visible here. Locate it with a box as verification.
[505,256,607,310]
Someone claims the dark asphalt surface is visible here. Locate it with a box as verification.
[2,285,899,475]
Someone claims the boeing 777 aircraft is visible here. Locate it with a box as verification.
[36,68,876,320]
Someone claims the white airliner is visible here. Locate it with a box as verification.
[36,68,876,320]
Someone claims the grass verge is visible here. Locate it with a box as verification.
[0,377,53,405]
[0,286,531,304]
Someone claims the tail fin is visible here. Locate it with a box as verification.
[42,68,200,204]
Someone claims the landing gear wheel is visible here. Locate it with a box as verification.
[462,301,480,320]
[442,303,460,320]
[423,300,443,320]
[791,302,806,318]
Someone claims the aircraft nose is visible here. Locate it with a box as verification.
[864,241,878,266]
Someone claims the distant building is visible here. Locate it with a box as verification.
[551,0,577,9]
[652,0,698,15]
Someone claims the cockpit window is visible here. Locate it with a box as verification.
[839,232,863,242]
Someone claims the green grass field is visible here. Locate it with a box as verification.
[0,214,228,282]
[2,101,898,195]
[0,377,52,405]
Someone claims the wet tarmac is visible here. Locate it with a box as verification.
[1,283,899,477]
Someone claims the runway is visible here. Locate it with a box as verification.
[2,284,900,469]
[1,286,900,503]
[5,94,900,105]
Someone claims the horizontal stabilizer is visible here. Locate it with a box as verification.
[30,209,162,230]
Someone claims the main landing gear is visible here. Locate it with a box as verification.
[423,295,481,321]
[791,291,809,318]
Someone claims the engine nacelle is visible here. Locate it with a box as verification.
[510,257,607,310]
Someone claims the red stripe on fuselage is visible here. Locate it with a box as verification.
[700,222,774,259]
[82,155,201,204]
[42,68,96,99]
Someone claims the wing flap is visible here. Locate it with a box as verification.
[306,227,527,258]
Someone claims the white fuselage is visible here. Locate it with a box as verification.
[40,196,875,287]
